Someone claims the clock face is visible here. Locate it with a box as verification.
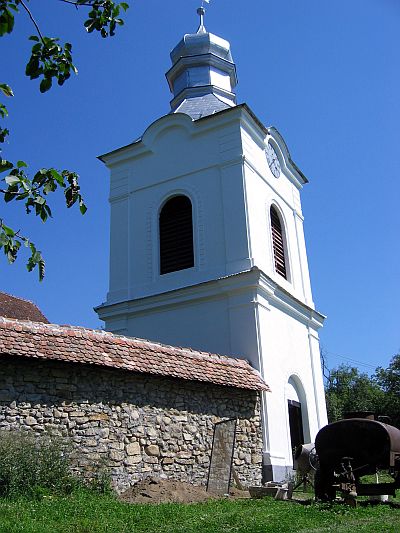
[265,142,281,178]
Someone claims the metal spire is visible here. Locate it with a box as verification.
[167,0,237,117]
[197,6,206,34]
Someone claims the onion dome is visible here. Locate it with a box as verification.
[166,7,238,119]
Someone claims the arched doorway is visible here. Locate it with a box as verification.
[286,377,309,459]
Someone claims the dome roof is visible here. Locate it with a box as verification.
[170,30,233,64]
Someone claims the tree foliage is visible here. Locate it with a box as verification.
[325,365,384,423]
[374,354,400,428]
[325,355,400,428]
[0,0,129,279]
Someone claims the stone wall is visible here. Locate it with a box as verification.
[0,357,263,491]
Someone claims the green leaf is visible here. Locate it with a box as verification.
[0,159,13,173]
[16,160,27,168]
[0,103,8,118]
[39,77,52,93]
[5,175,20,186]
[120,3,129,12]
[0,9,15,36]
[50,168,64,186]
[7,249,16,263]
[25,57,41,78]
[26,243,45,281]
[0,127,9,142]
[0,84,14,97]
[2,224,15,237]
[43,182,54,194]
[31,42,42,54]
[4,192,14,203]
[38,259,45,281]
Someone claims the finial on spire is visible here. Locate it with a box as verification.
[197,6,206,34]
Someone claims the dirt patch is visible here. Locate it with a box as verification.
[119,477,250,504]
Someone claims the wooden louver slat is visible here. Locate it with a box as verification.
[160,195,194,275]
[270,207,287,279]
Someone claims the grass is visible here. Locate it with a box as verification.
[0,491,399,533]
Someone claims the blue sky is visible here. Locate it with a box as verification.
[1,0,399,374]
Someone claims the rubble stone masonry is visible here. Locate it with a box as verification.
[0,357,263,491]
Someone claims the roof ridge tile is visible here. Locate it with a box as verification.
[0,316,269,392]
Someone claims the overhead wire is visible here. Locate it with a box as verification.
[324,351,377,370]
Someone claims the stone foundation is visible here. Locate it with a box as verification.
[0,357,262,491]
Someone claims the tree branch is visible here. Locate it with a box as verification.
[58,0,95,6]
[0,183,42,196]
[19,0,46,44]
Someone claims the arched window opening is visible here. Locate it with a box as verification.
[159,195,194,275]
[270,206,287,279]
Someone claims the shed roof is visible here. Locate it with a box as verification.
[0,317,269,392]
[0,292,49,323]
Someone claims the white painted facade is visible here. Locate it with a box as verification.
[96,15,328,481]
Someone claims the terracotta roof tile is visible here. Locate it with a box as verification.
[0,317,269,392]
[0,292,49,323]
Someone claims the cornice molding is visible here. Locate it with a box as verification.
[96,267,325,330]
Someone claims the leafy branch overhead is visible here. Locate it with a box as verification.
[0,0,129,279]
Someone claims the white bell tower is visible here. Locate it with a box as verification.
[96,7,328,481]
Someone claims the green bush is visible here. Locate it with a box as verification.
[86,466,113,496]
[0,430,78,499]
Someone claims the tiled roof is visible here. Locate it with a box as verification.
[173,94,231,120]
[0,292,49,323]
[0,317,269,392]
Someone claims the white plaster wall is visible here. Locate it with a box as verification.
[109,195,129,303]
[106,109,314,309]
[241,128,314,307]
[103,280,263,373]
[126,297,232,357]
[257,300,327,471]
[106,112,254,305]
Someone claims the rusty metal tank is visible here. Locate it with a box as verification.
[316,418,400,476]
[314,418,400,500]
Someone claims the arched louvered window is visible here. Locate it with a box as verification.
[270,206,287,279]
[159,195,194,275]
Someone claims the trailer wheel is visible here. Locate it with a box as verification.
[315,466,336,501]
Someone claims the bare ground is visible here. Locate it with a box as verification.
[119,477,250,504]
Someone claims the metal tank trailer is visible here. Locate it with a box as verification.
[295,414,400,504]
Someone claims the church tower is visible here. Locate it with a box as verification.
[96,7,327,481]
